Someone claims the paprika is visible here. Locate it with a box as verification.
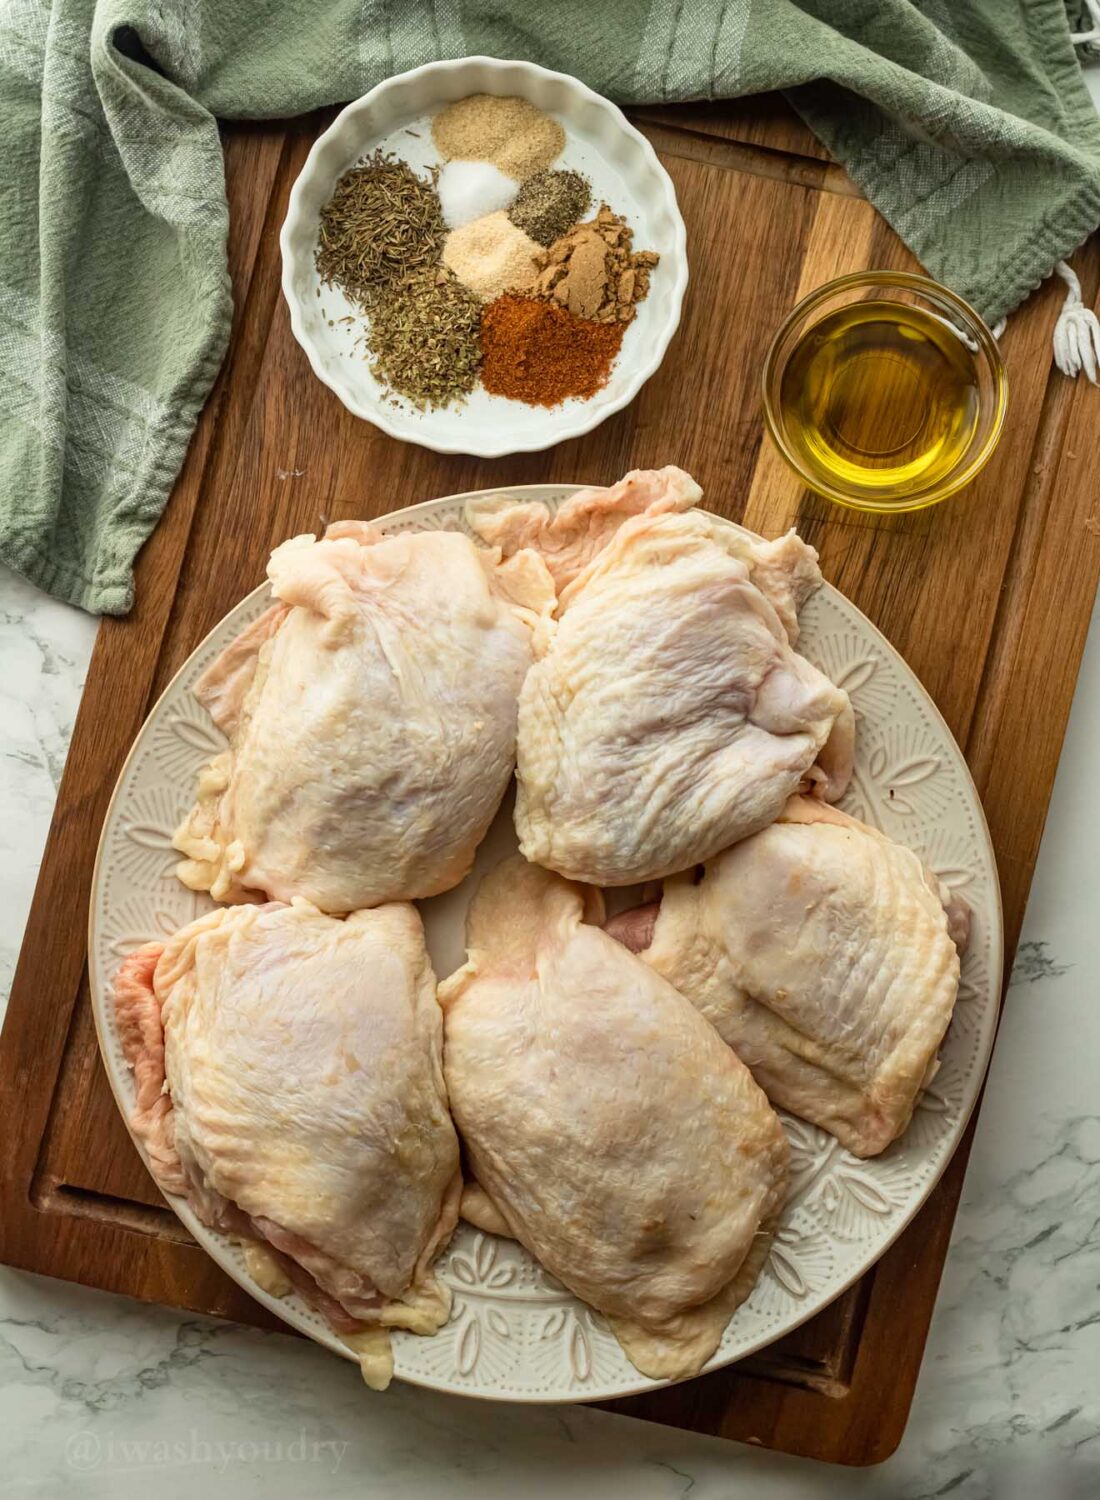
[480,295,625,406]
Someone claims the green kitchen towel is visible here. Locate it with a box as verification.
[5,1,1100,614]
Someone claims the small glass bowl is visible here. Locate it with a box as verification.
[761,271,1007,514]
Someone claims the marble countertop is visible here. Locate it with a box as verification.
[4,80,1100,1500]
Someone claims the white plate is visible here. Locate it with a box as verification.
[279,58,688,456]
[89,488,1002,1403]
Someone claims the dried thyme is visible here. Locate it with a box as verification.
[316,151,445,306]
[365,268,482,409]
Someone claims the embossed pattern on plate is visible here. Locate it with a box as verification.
[89,488,1002,1403]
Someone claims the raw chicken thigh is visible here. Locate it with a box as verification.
[469,466,824,641]
[467,465,706,594]
[113,900,462,1388]
[174,521,554,911]
[468,469,853,886]
[439,856,789,1382]
[606,797,969,1157]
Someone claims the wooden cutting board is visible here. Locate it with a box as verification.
[2,98,1098,1468]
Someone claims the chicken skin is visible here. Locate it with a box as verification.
[174,521,554,911]
[439,857,789,1382]
[468,469,853,886]
[606,797,969,1157]
[113,900,462,1388]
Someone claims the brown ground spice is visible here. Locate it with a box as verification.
[480,295,625,406]
[534,203,659,322]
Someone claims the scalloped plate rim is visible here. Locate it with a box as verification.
[88,484,1003,1403]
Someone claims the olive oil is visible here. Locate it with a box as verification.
[777,301,980,496]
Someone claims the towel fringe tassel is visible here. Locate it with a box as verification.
[1051,259,1100,383]
[987,261,1098,384]
[1070,0,1100,46]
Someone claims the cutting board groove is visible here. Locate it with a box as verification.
[2,97,1098,1468]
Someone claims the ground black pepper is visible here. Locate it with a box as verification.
[508,169,591,247]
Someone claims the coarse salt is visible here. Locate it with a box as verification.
[438,161,519,230]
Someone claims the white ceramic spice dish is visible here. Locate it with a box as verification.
[279,57,688,456]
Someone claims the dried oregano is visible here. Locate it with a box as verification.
[365,268,482,409]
